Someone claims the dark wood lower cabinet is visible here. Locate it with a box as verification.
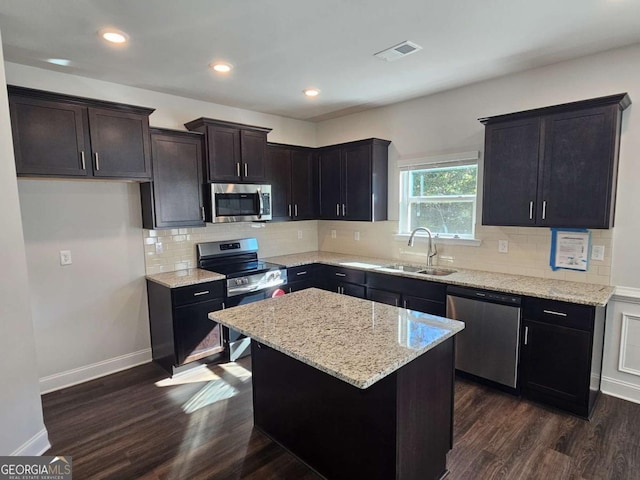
[520,298,606,418]
[367,287,401,307]
[251,338,454,480]
[404,294,446,317]
[146,279,225,375]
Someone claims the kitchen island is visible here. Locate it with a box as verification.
[210,288,464,480]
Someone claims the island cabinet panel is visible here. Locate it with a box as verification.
[140,128,205,229]
[317,265,367,298]
[251,338,454,480]
[366,272,447,316]
[480,93,630,229]
[8,85,154,180]
[318,138,390,221]
[520,297,606,418]
[146,279,225,375]
[265,143,317,221]
[184,117,272,183]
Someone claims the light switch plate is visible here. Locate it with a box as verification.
[297,230,303,240]
[59,250,72,266]
[591,245,605,261]
[331,230,337,239]
[354,231,360,241]
[498,240,509,253]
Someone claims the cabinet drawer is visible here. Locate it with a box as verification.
[402,278,446,303]
[287,265,316,282]
[172,281,224,307]
[523,297,595,331]
[324,265,366,285]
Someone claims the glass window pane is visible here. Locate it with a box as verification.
[410,165,477,197]
[409,201,474,235]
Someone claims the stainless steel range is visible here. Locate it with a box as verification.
[197,238,287,360]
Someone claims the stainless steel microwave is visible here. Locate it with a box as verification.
[209,183,272,223]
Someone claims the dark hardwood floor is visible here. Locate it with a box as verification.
[43,359,640,479]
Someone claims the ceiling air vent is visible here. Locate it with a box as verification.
[374,41,423,62]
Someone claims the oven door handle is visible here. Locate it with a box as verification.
[256,187,264,219]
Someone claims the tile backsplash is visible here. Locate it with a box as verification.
[143,220,318,275]
[317,221,612,286]
[144,219,612,286]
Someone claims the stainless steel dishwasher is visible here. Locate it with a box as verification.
[446,286,522,388]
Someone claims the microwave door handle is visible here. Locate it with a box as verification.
[257,187,264,218]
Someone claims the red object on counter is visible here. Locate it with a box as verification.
[271,288,286,298]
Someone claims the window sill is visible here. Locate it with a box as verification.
[393,233,482,247]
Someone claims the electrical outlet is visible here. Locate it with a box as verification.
[498,240,509,253]
[59,250,72,266]
[297,230,303,240]
[331,230,337,239]
[591,245,605,261]
[354,231,360,241]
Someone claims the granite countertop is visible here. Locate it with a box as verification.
[265,251,614,307]
[146,268,225,288]
[210,288,464,389]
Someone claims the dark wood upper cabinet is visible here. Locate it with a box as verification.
[140,128,205,229]
[184,117,271,183]
[266,143,317,221]
[8,85,154,180]
[480,93,630,229]
[318,138,390,221]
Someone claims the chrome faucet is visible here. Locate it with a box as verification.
[408,227,437,267]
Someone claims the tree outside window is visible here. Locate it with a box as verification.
[400,163,477,238]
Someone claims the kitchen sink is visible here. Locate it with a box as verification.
[376,264,457,276]
[416,267,457,276]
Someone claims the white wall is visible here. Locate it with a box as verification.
[0,29,49,455]
[5,62,318,391]
[316,43,640,402]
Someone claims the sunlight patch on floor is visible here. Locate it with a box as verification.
[182,380,240,414]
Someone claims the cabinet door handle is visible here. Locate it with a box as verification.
[294,204,298,217]
[193,290,210,296]
[524,326,529,345]
[201,206,205,221]
[296,271,307,276]
[336,204,340,216]
[336,286,341,294]
[94,152,100,171]
[288,204,292,217]
[394,298,398,307]
[244,163,248,177]
[80,151,86,170]
[529,201,534,220]
[543,309,567,317]
[342,204,346,216]
[403,300,407,308]
[335,272,346,277]
[236,162,241,177]
[542,200,547,220]
[222,302,225,309]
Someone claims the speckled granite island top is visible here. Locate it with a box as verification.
[210,288,464,389]
[265,251,614,307]
[146,268,225,288]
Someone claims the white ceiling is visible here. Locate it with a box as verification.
[1,0,640,121]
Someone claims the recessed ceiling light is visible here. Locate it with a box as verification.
[303,88,320,97]
[99,29,129,44]
[46,58,71,67]
[210,62,233,73]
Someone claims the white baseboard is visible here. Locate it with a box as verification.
[601,375,640,405]
[40,348,152,394]
[11,428,50,456]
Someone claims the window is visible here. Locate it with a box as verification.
[399,152,478,239]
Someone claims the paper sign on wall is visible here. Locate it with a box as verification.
[550,228,591,272]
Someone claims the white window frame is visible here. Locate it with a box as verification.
[398,151,479,241]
